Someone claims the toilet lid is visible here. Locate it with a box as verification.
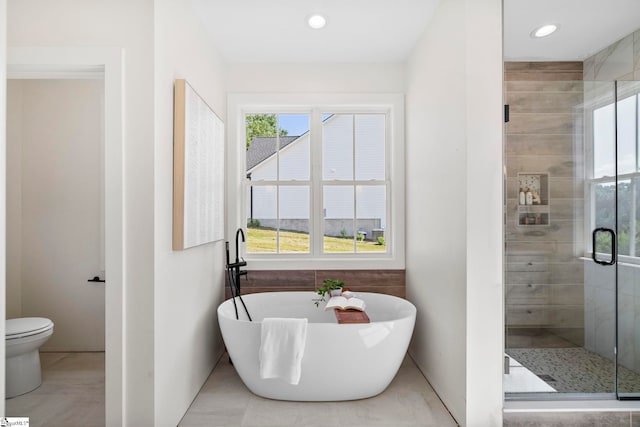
[6,317,54,339]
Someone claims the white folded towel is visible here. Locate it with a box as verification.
[259,317,308,385]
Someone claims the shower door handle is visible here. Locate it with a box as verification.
[592,227,616,266]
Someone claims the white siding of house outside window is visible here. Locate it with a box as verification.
[250,116,386,226]
[323,186,354,219]
[251,186,276,218]
[280,135,310,180]
[250,153,278,181]
[323,115,354,180]
[355,114,385,181]
[250,134,310,182]
[357,185,386,229]
[280,186,309,219]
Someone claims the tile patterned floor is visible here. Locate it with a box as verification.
[508,347,640,393]
[5,352,458,427]
[5,352,105,427]
[179,354,458,427]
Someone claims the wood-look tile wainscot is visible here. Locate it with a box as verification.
[225,269,405,299]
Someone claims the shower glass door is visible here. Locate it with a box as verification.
[587,80,622,398]
[505,76,640,399]
[613,79,640,398]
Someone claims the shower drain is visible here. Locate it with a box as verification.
[537,374,556,382]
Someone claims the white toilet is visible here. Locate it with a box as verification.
[6,317,54,398]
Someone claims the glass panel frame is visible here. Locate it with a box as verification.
[504,80,624,399]
[615,81,640,398]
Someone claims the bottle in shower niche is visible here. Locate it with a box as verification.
[525,188,533,205]
[519,188,526,205]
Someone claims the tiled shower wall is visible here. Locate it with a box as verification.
[583,29,640,369]
[584,28,640,81]
[504,62,585,347]
[225,269,405,299]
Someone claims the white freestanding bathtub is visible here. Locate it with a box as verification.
[217,291,416,401]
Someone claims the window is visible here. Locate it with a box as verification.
[590,91,640,257]
[322,114,387,253]
[245,113,311,254]
[228,94,404,269]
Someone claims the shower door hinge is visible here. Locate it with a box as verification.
[504,104,510,123]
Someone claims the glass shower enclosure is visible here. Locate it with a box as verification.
[504,70,640,399]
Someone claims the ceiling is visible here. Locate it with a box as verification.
[190,0,442,63]
[504,0,640,61]
[191,0,640,63]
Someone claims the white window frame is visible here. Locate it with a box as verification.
[227,93,405,270]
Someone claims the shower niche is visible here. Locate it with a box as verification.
[516,173,549,226]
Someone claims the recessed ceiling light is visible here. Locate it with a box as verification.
[307,14,327,30]
[531,24,559,38]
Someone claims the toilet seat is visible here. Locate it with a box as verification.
[6,317,54,340]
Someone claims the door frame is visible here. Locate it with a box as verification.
[7,47,124,425]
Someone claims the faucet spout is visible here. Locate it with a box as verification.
[235,228,245,263]
[225,228,252,322]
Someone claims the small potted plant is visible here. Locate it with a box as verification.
[312,279,345,306]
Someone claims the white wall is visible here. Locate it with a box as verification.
[8,0,155,423]
[226,62,405,93]
[6,80,22,320]
[6,79,105,351]
[406,0,467,420]
[153,0,227,425]
[1,0,7,411]
[463,0,503,423]
[405,0,503,425]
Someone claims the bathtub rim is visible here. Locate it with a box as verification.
[217,290,415,324]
